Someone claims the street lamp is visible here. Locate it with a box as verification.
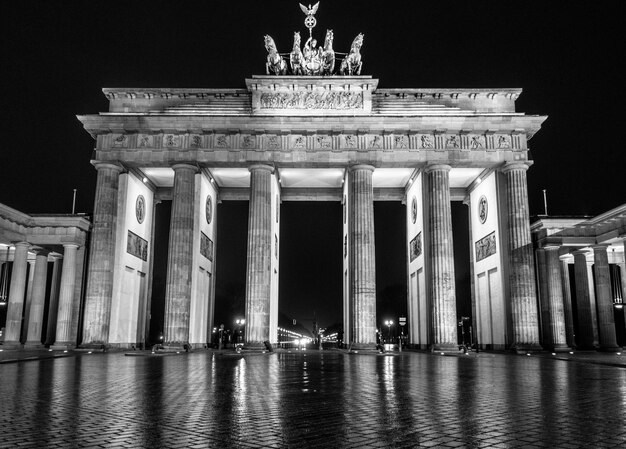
[235,318,245,345]
[384,320,394,344]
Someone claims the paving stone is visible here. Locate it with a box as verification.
[1,351,626,448]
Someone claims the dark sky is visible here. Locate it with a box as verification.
[1,1,625,331]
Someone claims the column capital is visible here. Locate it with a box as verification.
[501,161,532,174]
[592,244,610,252]
[424,164,451,174]
[12,241,30,249]
[62,243,80,251]
[543,245,560,251]
[91,161,124,172]
[248,164,274,174]
[572,249,591,256]
[171,163,199,173]
[348,164,375,173]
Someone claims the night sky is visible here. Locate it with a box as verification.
[1,1,625,333]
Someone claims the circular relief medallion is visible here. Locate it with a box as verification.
[411,197,418,224]
[478,195,488,224]
[135,195,146,224]
[206,195,213,224]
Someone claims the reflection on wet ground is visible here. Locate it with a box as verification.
[1,350,625,448]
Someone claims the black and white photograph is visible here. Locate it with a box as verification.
[1,1,625,447]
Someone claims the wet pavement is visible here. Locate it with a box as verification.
[1,349,626,448]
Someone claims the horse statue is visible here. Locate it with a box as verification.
[339,33,364,76]
[290,31,304,75]
[320,29,335,76]
[264,35,288,75]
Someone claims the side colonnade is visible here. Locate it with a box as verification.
[0,203,89,349]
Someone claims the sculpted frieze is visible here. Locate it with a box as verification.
[113,134,128,148]
[418,134,434,149]
[265,135,281,150]
[394,135,409,149]
[316,135,332,150]
[469,134,485,150]
[496,134,512,149]
[241,135,256,149]
[138,134,154,148]
[369,135,383,149]
[445,135,460,149]
[190,134,203,148]
[215,135,230,149]
[164,134,181,148]
[259,91,363,110]
[343,134,358,149]
[291,135,306,149]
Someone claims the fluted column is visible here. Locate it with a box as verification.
[502,162,541,352]
[544,246,569,351]
[82,162,123,346]
[164,164,197,347]
[425,164,457,351]
[45,256,62,345]
[536,249,551,347]
[52,244,79,349]
[560,257,576,348]
[348,164,377,348]
[244,164,274,346]
[25,251,50,347]
[573,250,598,349]
[3,242,30,348]
[592,245,620,351]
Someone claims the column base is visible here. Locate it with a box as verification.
[0,341,24,350]
[159,343,192,353]
[51,343,75,351]
[511,343,544,354]
[430,343,458,353]
[24,342,45,349]
[348,343,377,352]
[550,344,572,353]
[599,345,622,353]
[243,341,274,352]
[77,343,109,352]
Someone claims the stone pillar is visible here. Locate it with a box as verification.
[592,245,620,351]
[45,256,62,346]
[82,162,123,346]
[425,164,457,351]
[25,251,50,347]
[573,250,598,349]
[501,162,541,352]
[348,164,377,349]
[3,242,30,348]
[163,164,197,348]
[535,249,551,347]
[560,257,576,348]
[244,164,274,346]
[21,259,35,343]
[52,244,79,349]
[544,246,569,351]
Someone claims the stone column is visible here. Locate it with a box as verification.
[425,164,457,351]
[45,256,62,345]
[592,245,620,351]
[560,257,576,348]
[163,164,197,348]
[52,244,79,349]
[544,246,569,351]
[348,164,377,349]
[535,248,551,347]
[573,250,598,349]
[501,162,541,352]
[21,259,35,343]
[3,242,30,348]
[25,251,50,347]
[245,164,274,346]
[82,162,123,347]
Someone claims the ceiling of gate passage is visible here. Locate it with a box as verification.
[140,167,483,190]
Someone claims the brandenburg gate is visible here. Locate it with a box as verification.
[76,6,546,352]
